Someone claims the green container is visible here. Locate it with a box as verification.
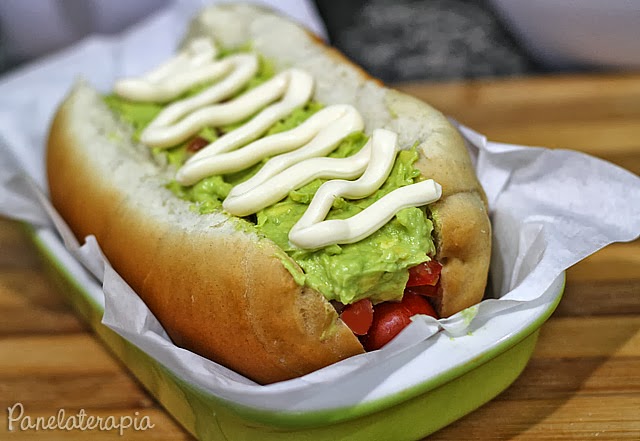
[31,226,564,441]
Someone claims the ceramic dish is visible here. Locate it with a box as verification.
[29,224,564,440]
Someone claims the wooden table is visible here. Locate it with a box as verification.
[1,73,639,440]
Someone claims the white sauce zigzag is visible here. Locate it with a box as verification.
[114,38,442,249]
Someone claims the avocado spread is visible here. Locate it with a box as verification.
[104,51,435,305]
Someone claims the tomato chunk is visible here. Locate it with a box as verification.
[400,292,438,317]
[361,303,412,351]
[187,136,209,153]
[407,260,442,287]
[340,299,373,336]
[404,282,439,298]
[362,294,438,351]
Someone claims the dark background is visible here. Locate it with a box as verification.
[314,0,536,83]
[0,0,538,82]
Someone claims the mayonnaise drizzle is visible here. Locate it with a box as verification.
[223,137,372,216]
[289,130,442,249]
[115,38,223,103]
[178,69,314,164]
[143,54,259,134]
[114,38,442,249]
[178,104,363,186]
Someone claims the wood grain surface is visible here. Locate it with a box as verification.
[1,73,639,440]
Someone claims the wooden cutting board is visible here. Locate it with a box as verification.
[1,72,639,440]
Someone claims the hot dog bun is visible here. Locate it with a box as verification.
[46,4,491,384]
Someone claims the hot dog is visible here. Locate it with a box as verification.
[46,4,491,384]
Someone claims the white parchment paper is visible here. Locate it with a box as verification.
[1,1,639,413]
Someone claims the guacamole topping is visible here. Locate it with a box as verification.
[104,50,435,305]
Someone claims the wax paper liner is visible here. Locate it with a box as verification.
[1,0,639,413]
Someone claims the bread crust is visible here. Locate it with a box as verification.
[189,4,491,315]
[46,4,491,383]
[47,92,365,384]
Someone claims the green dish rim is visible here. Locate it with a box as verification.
[28,223,565,429]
